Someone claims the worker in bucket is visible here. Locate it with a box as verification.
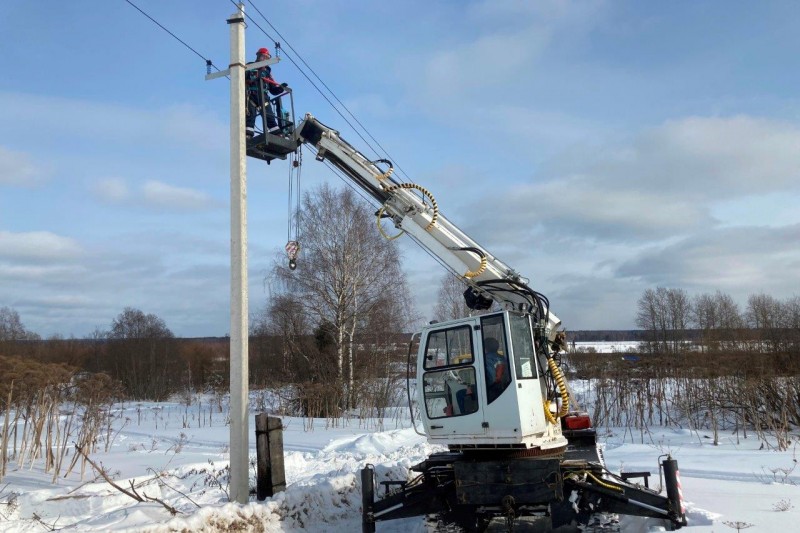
[245,47,288,138]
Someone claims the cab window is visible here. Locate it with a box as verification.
[423,368,479,419]
[509,313,537,379]
[423,326,473,369]
[480,314,511,403]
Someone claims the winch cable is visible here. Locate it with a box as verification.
[241,2,560,330]
[240,2,534,283]
[286,147,302,262]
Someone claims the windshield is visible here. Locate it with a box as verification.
[509,313,537,379]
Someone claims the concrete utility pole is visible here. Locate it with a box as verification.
[205,2,280,505]
[227,2,249,505]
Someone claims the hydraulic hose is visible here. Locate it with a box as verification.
[382,183,439,231]
[375,205,404,240]
[549,356,570,417]
[372,158,394,181]
[543,398,558,426]
[457,247,488,279]
[586,472,624,492]
[542,356,570,424]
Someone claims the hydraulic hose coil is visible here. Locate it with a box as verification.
[382,183,439,231]
[542,357,570,424]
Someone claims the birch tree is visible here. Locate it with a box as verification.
[432,274,472,322]
[271,184,414,408]
[636,287,689,353]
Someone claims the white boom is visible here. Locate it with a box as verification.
[295,114,562,339]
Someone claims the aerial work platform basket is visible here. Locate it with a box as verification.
[246,88,299,163]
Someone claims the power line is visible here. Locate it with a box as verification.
[122,1,451,288]
[123,0,223,72]
[238,0,416,185]
[124,0,410,187]
[243,1,412,183]
[230,1,382,160]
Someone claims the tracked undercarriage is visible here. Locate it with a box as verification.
[361,423,686,532]
[239,104,688,533]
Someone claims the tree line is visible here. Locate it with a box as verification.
[636,287,800,356]
[0,185,415,415]
[568,342,800,450]
[0,306,228,401]
[4,185,798,423]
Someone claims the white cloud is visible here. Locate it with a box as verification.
[0,146,47,187]
[463,115,800,244]
[14,294,93,310]
[92,177,130,203]
[0,228,233,337]
[142,180,216,211]
[89,177,216,212]
[616,225,800,292]
[607,115,800,198]
[0,92,227,153]
[0,264,86,282]
[421,30,549,98]
[0,231,83,261]
[401,0,605,119]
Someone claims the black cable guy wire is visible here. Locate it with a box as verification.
[243,1,413,183]
[124,0,222,72]
[229,1,554,315]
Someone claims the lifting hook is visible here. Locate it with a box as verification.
[285,240,300,271]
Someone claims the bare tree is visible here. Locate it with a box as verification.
[746,293,783,353]
[432,274,471,322]
[106,307,176,400]
[692,293,717,352]
[692,291,744,352]
[0,307,40,355]
[784,295,800,353]
[636,288,671,353]
[666,288,691,352]
[251,294,328,388]
[637,287,690,353]
[716,291,744,339]
[0,307,26,341]
[269,184,414,409]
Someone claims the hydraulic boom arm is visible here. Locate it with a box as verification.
[293,114,562,342]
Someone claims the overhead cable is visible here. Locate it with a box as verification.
[244,1,413,183]
[123,0,223,72]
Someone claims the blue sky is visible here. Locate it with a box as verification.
[2,0,799,337]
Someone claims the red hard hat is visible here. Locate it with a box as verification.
[256,47,270,56]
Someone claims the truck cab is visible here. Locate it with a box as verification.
[417,310,567,454]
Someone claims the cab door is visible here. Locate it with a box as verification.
[419,319,485,437]
[477,312,518,435]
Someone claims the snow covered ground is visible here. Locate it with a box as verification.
[1,393,799,532]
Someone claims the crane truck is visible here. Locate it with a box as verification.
[246,94,688,531]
